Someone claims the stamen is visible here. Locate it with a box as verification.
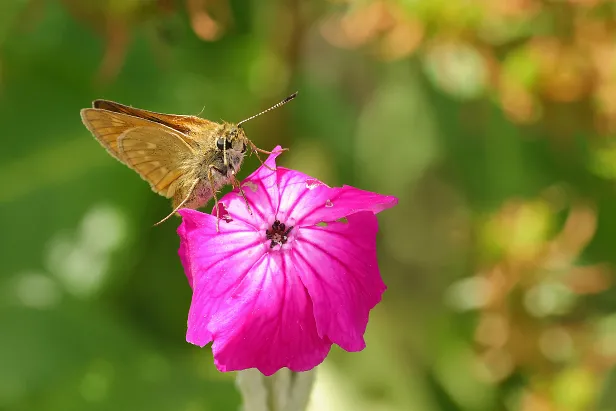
[266,219,294,249]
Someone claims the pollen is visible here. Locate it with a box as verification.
[265,220,293,249]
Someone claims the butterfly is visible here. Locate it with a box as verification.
[80,93,296,228]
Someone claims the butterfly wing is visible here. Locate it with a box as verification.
[81,108,173,161]
[91,100,216,139]
[116,126,196,198]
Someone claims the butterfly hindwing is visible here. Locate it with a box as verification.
[117,126,195,198]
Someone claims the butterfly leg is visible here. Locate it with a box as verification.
[231,175,253,216]
[207,165,222,232]
[153,179,199,226]
[248,141,287,171]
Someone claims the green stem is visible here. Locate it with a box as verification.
[236,368,317,411]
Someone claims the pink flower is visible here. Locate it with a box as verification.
[177,146,398,376]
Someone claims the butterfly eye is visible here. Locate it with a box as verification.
[216,138,231,150]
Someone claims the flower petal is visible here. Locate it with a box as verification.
[276,168,398,226]
[210,252,332,376]
[178,208,264,346]
[177,221,193,288]
[215,146,285,228]
[291,212,386,351]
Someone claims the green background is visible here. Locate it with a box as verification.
[2,1,616,410]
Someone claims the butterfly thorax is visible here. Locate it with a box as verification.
[171,122,249,209]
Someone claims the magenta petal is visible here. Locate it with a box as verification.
[215,146,285,227]
[178,208,264,346]
[210,252,332,376]
[276,168,398,226]
[291,212,386,351]
[177,219,193,288]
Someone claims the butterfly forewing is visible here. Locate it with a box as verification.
[92,99,215,140]
[117,126,195,198]
[80,109,142,160]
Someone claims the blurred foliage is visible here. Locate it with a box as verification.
[2,0,616,410]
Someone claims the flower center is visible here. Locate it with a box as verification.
[265,220,294,249]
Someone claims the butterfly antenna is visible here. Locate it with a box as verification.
[153,179,200,226]
[195,105,206,116]
[237,92,298,127]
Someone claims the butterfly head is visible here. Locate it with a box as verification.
[217,123,249,173]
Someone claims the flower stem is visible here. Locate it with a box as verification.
[236,369,316,411]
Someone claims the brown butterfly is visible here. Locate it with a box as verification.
[80,93,296,228]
